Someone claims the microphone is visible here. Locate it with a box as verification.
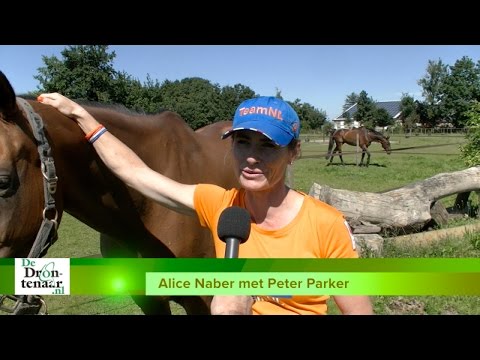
[217,206,251,258]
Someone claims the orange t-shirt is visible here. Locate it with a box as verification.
[194,184,358,315]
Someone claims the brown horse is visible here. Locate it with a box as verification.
[325,127,391,166]
[0,71,239,314]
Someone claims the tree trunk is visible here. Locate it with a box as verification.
[308,166,480,235]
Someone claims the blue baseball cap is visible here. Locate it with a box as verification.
[222,96,300,147]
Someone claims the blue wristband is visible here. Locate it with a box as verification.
[89,127,108,144]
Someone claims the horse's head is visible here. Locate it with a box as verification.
[0,72,46,257]
[367,129,391,155]
[381,135,391,155]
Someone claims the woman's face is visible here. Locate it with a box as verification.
[232,130,292,192]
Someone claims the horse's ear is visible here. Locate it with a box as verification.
[0,71,18,118]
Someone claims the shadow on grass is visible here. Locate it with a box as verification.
[325,162,388,168]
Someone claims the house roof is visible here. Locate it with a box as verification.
[334,101,402,120]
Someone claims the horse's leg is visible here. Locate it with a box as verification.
[327,152,333,166]
[359,146,370,167]
[359,146,369,166]
[100,233,173,315]
[358,144,371,167]
[131,295,172,315]
[326,133,335,163]
[100,233,138,257]
[173,295,211,315]
[337,144,345,165]
[327,154,334,165]
[326,147,334,166]
[326,152,333,166]
[327,139,342,166]
[327,149,335,166]
[360,151,365,166]
[327,144,338,166]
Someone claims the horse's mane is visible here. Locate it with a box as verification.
[18,94,166,116]
[365,127,386,138]
[19,94,37,100]
[77,100,168,116]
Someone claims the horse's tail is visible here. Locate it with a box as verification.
[326,131,335,159]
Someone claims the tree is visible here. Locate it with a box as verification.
[34,45,164,112]
[440,56,480,127]
[305,106,327,131]
[219,84,256,120]
[322,121,334,136]
[35,45,118,102]
[341,92,359,127]
[288,99,327,132]
[126,74,164,114]
[354,90,377,128]
[275,88,284,100]
[375,108,394,128]
[400,93,420,129]
[343,92,359,112]
[417,59,448,126]
[460,101,480,167]
[109,71,145,111]
[31,46,329,130]
[159,77,223,129]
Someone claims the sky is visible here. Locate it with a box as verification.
[1,45,480,120]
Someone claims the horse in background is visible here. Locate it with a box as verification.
[0,70,239,314]
[325,127,391,166]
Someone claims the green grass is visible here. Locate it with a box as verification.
[47,215,101,259]
[5,132,479,315]
[372,233,480,315]
[326,229,480,315]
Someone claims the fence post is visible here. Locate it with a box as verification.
[356,133,359,166]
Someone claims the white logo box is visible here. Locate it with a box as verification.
[15,258,70,295]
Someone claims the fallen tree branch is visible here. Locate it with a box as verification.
[308,166,480,235]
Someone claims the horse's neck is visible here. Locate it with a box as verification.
[45,107,152,228]
[369,132,384,143]
[89,107,151,133]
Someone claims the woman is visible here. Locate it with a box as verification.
[38,93,373,315]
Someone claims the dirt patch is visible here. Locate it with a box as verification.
[385,297,427,315]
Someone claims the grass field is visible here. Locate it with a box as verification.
[5,132,479,315]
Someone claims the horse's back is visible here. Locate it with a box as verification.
[331,129,348,144]
[195,120,232,137]
[336,128,366,146]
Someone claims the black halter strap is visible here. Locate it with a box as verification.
[0,98,60,315]
[16,98,59,258]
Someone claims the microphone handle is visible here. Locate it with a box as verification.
[224,237,240,258]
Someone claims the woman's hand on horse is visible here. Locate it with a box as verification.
[38,93,87,121]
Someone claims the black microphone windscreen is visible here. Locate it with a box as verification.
[217,206,251,243]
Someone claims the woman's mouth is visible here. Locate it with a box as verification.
[241,168,263,179]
